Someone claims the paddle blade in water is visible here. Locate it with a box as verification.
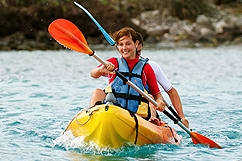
[48,18,93,54]
[190,132,222,149]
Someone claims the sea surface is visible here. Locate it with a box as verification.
[0,46,241,160]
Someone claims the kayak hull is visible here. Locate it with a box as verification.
[64,104,181,148]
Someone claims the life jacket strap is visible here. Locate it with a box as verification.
[114,93,149,104]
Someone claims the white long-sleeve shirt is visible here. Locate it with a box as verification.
[148,60,172,92]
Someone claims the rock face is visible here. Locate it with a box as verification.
[131,10,242,47]
[0,2,242,50]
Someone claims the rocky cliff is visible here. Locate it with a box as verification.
[0,1,242,50]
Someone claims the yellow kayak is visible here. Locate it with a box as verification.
[64,104,182,148]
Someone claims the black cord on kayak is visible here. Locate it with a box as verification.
[167,126,178,143]
[128,110,138,145]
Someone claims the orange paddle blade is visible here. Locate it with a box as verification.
[48,18,93,54]
[190,132,222,149]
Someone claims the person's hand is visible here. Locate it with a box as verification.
[149,117,162,126]
[181,117,189,128]
[99,62,115,75]
[105,62,115,71]
[155,100,166,112]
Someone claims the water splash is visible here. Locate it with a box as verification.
[53,131,123,155]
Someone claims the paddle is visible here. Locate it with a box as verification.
[48,19,222,149]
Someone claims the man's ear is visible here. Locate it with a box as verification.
[135,40,139,48]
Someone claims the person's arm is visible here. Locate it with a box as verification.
[144,64,166,111]
[90,58,116,78]
[167,87,189,128]
[153,93,166,112]
[90,64,107,78]
[167,87,184,117]
[149,60,189,128]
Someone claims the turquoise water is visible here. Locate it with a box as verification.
[0,46,242,160]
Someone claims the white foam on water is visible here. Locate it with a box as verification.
[53,130,122,155]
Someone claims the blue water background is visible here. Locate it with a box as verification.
[0,46,241,160]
